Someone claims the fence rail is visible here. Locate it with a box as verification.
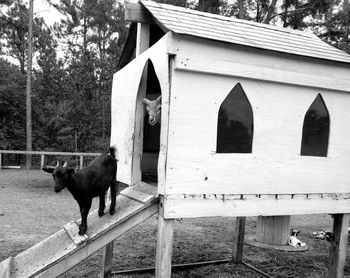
[0,150,101,170]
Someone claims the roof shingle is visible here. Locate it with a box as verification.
[141,0,350,64]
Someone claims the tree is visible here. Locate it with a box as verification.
[47,0,129,151]
[281,0,332,29]
[197,0,222,13]
[0,0,47,73]
[34,27,69,151]
[320,0,350,54]
[0,59,26,149]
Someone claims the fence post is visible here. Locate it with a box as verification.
[40,155,45,169]
[0,152,2,170]
[80,156,83,169]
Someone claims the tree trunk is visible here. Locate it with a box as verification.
[25,0,33,170]
[264,0,278,24]
[237,0,245,19]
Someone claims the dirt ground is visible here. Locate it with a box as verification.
[0,170,349,277]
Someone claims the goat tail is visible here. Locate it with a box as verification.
[109,146,116,158]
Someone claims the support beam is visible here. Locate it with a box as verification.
[329,213,350,278]
[232,217,246,263]
[113,259,231,275]
[102,242,114,278]
[125,2,153,24]
[136,22,150,56]
[155,197,174,278]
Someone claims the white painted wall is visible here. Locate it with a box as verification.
[166,71,350,195]
[165,34,350,196]
[110,34,171,187]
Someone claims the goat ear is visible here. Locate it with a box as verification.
[142,98,150,105]
[42,167,54,174]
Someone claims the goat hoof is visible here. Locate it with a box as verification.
[98,210,104,217]
[79,226,87,235]
[109,208,115,215]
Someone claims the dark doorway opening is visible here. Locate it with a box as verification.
[141,60,161,183]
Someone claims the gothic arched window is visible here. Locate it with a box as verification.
[300,94,329,157]
[216,83,253,153]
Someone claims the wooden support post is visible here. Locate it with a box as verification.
[80,155,83,169]
[136,23,150,56]
[0,152,2,170]
[125,2,153,24]
[155,197,174,278]
[232,217,246,263]
[40,154,45,169]
[329,213,350,278]
[101,241,114,278]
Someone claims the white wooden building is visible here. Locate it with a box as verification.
[111,1,350,276]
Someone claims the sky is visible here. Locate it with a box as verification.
[30,0,64,26]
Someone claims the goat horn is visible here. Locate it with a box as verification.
[56,160,60,168]
[63,161,68,167]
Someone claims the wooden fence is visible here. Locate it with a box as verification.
[0,150,101,170]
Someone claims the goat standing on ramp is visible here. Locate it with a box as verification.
[42,147,118,235]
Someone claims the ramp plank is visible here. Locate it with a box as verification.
[2,182,158,278]
[120,187,155,204]
[63,220,88,246]
[0,257,12,278]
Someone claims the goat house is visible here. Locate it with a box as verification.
[111,1,350,221]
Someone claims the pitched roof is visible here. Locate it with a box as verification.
[141,1,350,64]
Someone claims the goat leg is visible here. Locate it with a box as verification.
[109,180,118,215]
[79,199,92,235]
[98,194,106,217]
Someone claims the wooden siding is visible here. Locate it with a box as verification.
[141,1,350,64]
[164,195,350,218]
[110,34,171,188]
[165,68,350,195]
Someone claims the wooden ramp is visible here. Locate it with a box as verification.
[0,182,159,278]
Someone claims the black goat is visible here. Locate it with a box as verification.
[42,147,118,235]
